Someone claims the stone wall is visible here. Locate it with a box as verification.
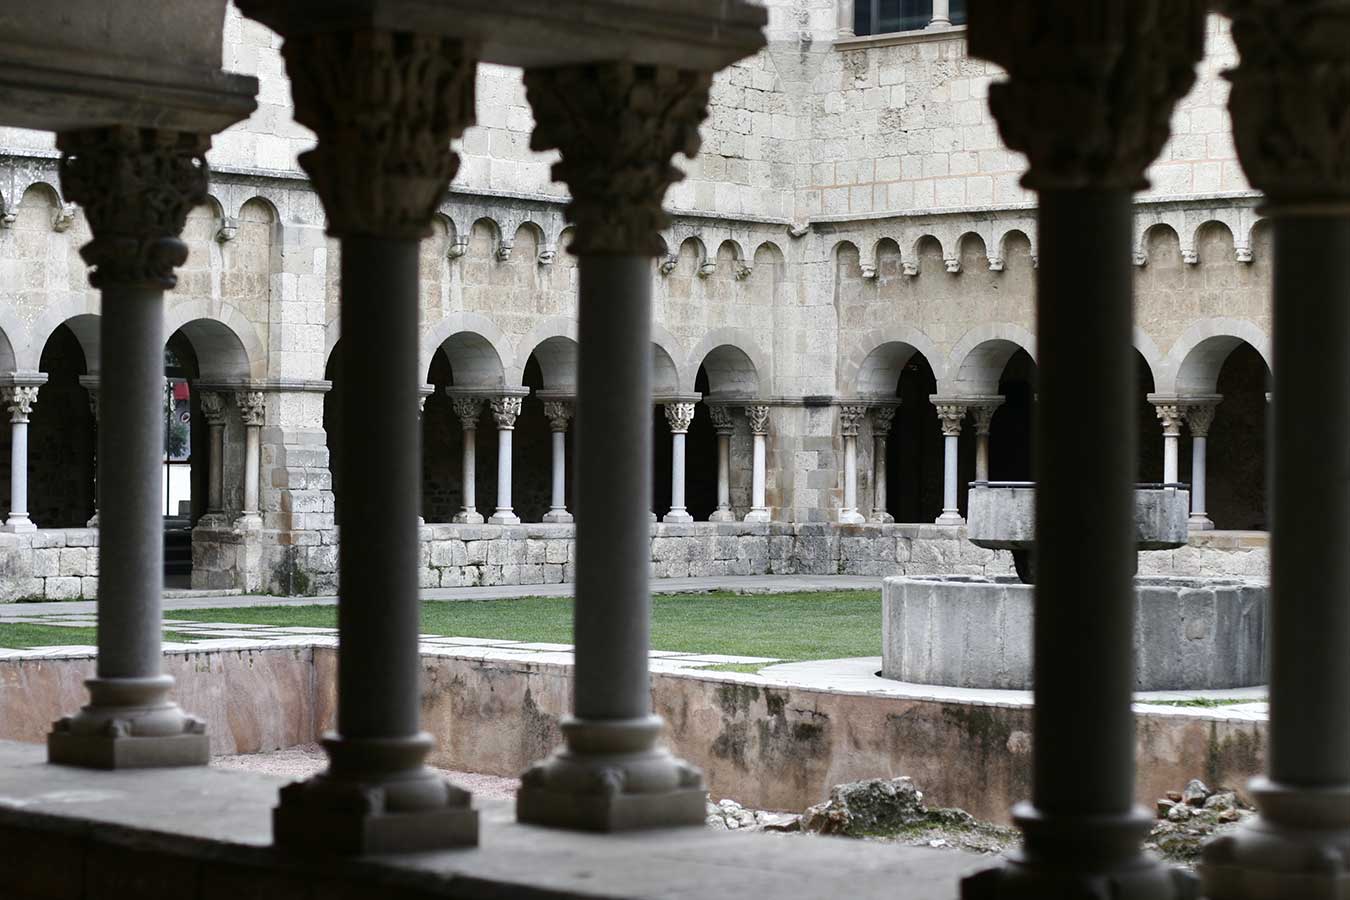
[0,529,97,601]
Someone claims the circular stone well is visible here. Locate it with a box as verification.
[881,574,1268,691]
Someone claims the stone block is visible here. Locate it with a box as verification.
[419,567,439,588]
[519,564,544,585]
[45,577,82,601]
[66,530,97,547]
[0,576,44,601]
[32,549,59,578]
[29,532,65,549]
[545,540,569,564]
[57,548,87,577]
[466,541,489,565]
[81,576,99,597]
[499,564,521,584]
[525,541,546,564]
[542,563,564,584]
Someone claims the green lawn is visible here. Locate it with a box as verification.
[165,589,883,662]
[0,625,198,649]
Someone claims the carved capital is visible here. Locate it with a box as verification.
[236,391,265,427]
[57,127,210,289]
[450,396,483,429]
[935,404,968,437]
[2,386,39,424]
[1154,403,1185,437]
[708,404,735,435]
[199,391,227,427]
[664,402,696,434]
[968,1,1206,190]
[872,405,897,438]
[746,404,770,436]
[282,30,477,239]
[543,400,574,432]
[524,64,711,256]
[969,400,1003,436]
[86,386,99,421]
[839,404,868,438]
[1184,400,1218,438]
[1225,1,1350,211]
[490,395,522,430]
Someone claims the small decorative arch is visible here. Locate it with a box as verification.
[437,332,507,388]
[1194,220,1236,266]
[1164,319,1273,396]
[992,228,1034,271]
[164,305,262,382]
[420,312,513,381]
[38,314,101,375]
[687,328,769,399]
[942,324,1037,396]
[843,325,945,395]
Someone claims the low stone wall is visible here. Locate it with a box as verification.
[0,529,98,601]
[0,646,1267,822]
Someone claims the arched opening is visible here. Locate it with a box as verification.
[28,320,97,528]
[421,332,506,523]
[988,348,1037,481]
[688,345,760,521]
[650,342,682,518]
[1135,349,1162,483]
[324,339,344,524]
[858,342,943,523]
[514,336,578,524]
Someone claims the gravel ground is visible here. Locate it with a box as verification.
[211,744,521,801]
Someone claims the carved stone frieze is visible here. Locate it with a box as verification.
[664,402,696,434]
[2,386,39,424]
[745,404,770,436]
[57,127,210,289]
[544,400,574,432]
[708,404,735,435]
[490,395,522,430]
[839,404,868,438]
[1225,0,1350,210]
[236,391,266,427]
[281,30,477,240]
[968,1,1206,190]
[523,64,712,256]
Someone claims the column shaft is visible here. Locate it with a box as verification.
[550,430,567,512]
[930,0,952,26]
[495,428,513,518]
[716,433,731,512]
[8,420,29,529]
[844,435,859,517]
[975,433,990,483]
[872,434,889,517]
[1163,432,1179,484]
[336,236,421,739]
[243,425,260,517]
[463,429,477,511]
[939,434,960,522]
[1190,435,1207,520]
[207,422,224,513]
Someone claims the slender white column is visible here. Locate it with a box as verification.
[745,404,771,523]
[662,401,695,523]
[869,404,896,523]
[970,400,1002,484]
[48,126,211,769]
[934,402,967,525]
[1154,402,1184,485]
[517,61,710,831]
[1184,400,1218,531]
[1200,5,1350,891]
[198,391,227,526]
[236,391,264,530]
[838,404,866,524]
[450,395,485,525]
[929,0,952,27]
[837,0,855,37]
[488,394,523,525]
[1,385,39,533]
[542,399,573,523]
[707,404,735,522]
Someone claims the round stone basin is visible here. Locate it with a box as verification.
[882,574,1268,691]
[966,483,1191,552]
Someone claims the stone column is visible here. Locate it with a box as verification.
[264,28,478,853]
[963,3,1205,897]
[869,404,896,524]
[662,401,695,524]
[745,404,771,523]
[970,399,1003,484]
[1183,399,1218,531]
[542,399,574,524]
[1,385,40,532]
[47,127,212,768]
[929,0,952,27]
[838,404,867,525]
[837,0,855,37]
[235,391,264,530]
[1153,401,1185,485]
[707,404,736,522]
[198,391,227,526]
[517,62,709,831]
[1201,3,1350,893]
[488,394,523,525]
[450,395,485,524]
[934,403,967,525]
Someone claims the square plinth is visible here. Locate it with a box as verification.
[273,803,479,855]
[517,784,707,832]
[47,731,210,770]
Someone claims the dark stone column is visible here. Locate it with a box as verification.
[47,127,212,769]
[962,3,1206,897]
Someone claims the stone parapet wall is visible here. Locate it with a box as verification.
[0,529,97,601]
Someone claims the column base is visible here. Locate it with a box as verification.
[453,510,485,525]
[963,804,1196,900]
[517,715,706,833]
[742,509,771,524]
[868,510,895,524]
[838,509,866,525]
[47,675,208,770]
[541,509,574,524]
[274,732,478,855]
[1,515,36,533]
[662,509,694,524]
[195,511,231,530]
[1188,514,1215,531]
[708,508,736,523]
[1201,778,1350,899]
[936,510,965,526]
[488,510,521,525]
[233,512,262,532]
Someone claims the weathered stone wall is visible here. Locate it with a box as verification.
[0,529,97,601]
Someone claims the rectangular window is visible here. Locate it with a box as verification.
[854,0,964,36]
